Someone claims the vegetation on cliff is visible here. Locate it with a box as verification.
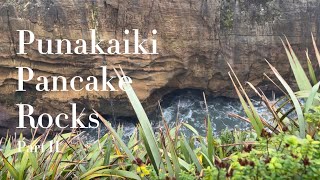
[0,36,320,179]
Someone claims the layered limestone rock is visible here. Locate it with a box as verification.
[0,0,319,136]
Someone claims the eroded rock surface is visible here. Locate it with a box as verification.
[0,0,319,136]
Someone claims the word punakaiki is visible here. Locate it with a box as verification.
[17,29,158,55]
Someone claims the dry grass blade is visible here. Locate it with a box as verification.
[259,90,284,131]
[311,33,320,67]
[228,113,250,123]
[227,63,264,136]
[158,102,181,177]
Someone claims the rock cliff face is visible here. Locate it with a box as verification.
[0,0,319,136]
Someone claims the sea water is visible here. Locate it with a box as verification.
[84,89,275,142]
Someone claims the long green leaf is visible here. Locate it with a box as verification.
[161,150,192,170]
[182,123,199,136]
[80,166,107,178]
[304,82,320,113]
[103,136,113,165]
[282,38,312,91]
[93,110,135,162]
[181,135,202,172]
[306,50,318,85]
[207,118,214,164]
[113,66,164,172]
[82,169,141,180]
[0,151,19,180]
[266,60,306,137]
[18,151,29,180]
[159,132,174,178]
[138,126,159,175]
[204,93,214,165]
